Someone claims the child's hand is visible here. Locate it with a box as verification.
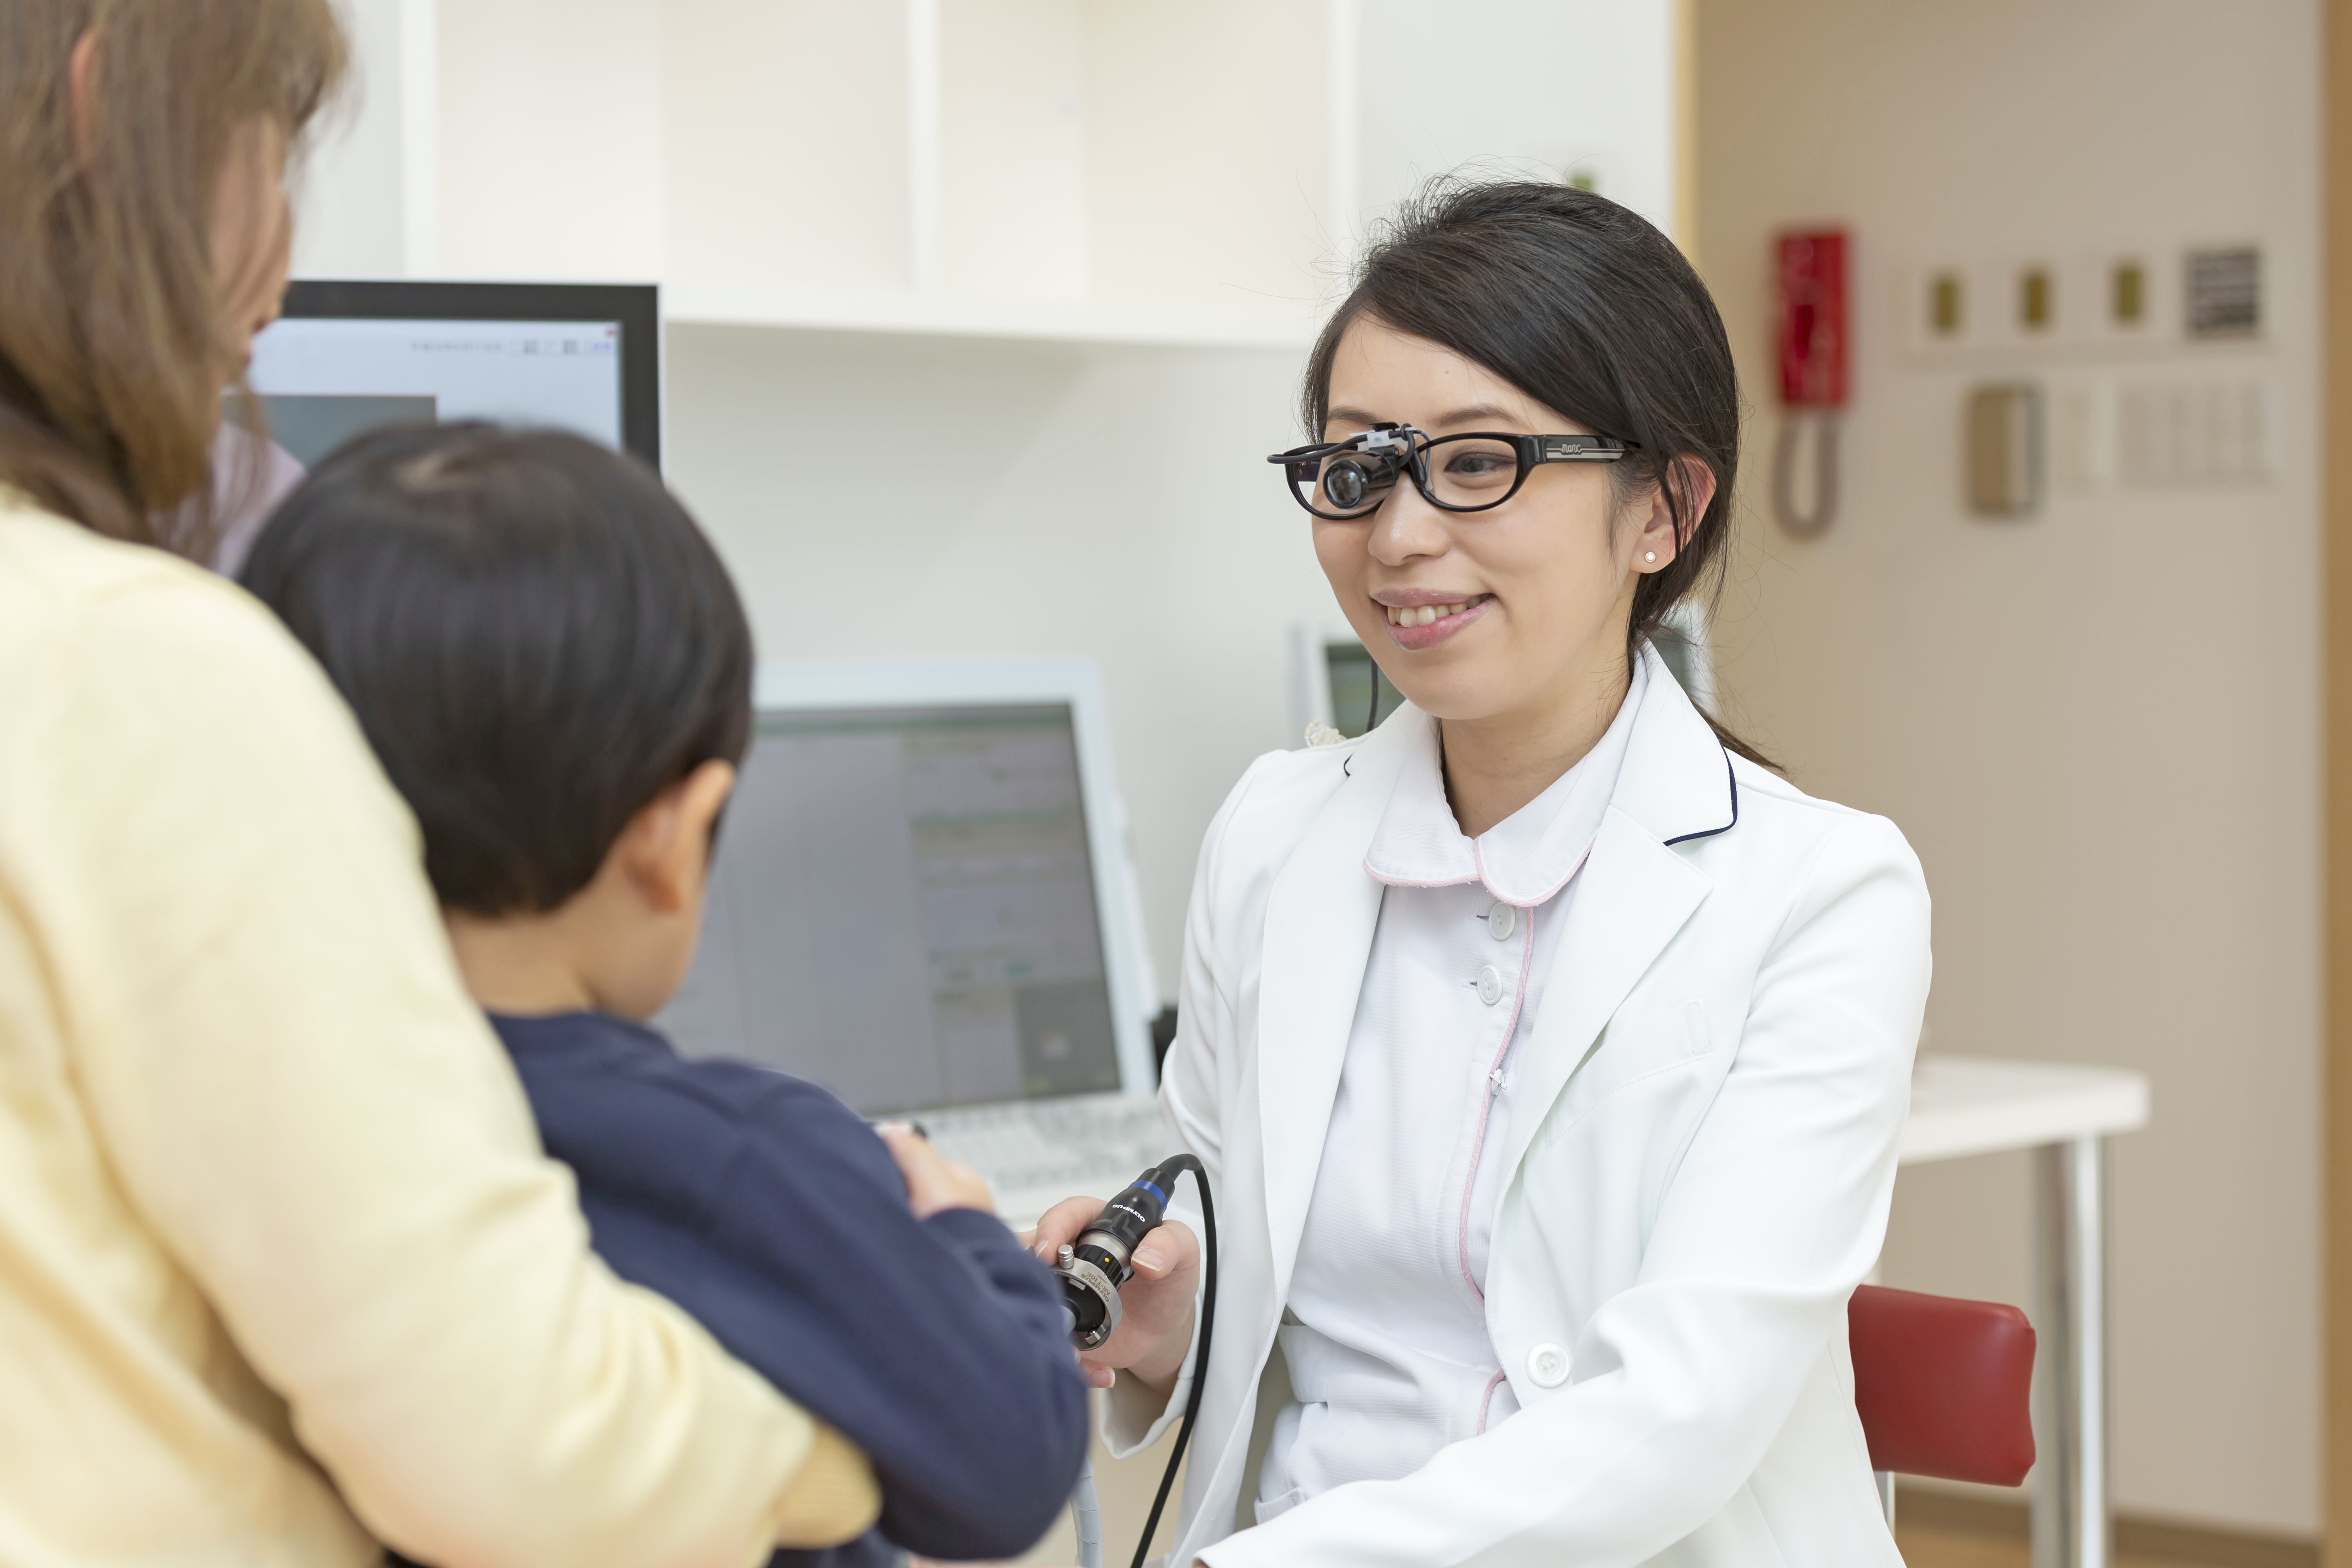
[876,1123,996,1219]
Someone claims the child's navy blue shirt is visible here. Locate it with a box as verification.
[490,1011,1087,1566]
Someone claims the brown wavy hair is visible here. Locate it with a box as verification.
[0,0,346,551]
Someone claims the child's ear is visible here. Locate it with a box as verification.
[624,760,738,915]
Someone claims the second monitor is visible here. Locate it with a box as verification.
[658,659,1158,1119]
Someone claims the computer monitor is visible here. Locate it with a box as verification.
[657,659,1159,1117]
[1290,621,1405,741]
[215,281,663,572]
[254,279,660,466]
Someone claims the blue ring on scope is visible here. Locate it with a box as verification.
[1135,1180,1168,1205]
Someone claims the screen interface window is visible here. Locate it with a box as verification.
[211,316,626,571]
[1324,639,1408,738]
[243,317,625,466]
[659,704,1122,1116]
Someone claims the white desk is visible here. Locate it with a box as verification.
[1898,1055,2152,1568]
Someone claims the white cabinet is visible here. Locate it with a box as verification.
[303,1,1678,345]
[418,0,1354,343]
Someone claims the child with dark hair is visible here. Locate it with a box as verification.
[241,423,1088,1568]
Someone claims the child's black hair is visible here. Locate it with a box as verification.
[241,422,753,914]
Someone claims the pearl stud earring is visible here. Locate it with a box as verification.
[1644,551,1657,564]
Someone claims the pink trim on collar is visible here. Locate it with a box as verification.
[1361,800,1599,906]
[1360,662,1647,906]
[1500,842,1594,910]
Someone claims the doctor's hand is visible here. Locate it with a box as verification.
[1025,1196,1199,1396]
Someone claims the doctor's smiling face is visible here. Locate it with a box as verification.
[1312,314,1711,733]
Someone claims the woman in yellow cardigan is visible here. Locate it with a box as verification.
[0,5,875,1564]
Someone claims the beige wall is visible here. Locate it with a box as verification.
[1697,0,2323,1535]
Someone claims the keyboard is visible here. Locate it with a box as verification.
[920,1091,1174,1231]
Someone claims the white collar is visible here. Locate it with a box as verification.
[1362,654,1650,906]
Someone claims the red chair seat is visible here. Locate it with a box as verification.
[1848,1283,2036,1486]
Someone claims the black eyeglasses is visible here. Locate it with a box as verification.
[1268,422,1635,520]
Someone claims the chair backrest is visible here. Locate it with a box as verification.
[1848,1283,2036,1487]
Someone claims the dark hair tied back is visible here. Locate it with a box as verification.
[1304,177,1769,767]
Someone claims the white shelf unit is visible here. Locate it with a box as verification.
[662,282,1319,352]
[411,0,1354,339]
[308,0,1680,349]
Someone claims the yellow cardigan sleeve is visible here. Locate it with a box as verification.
[22,541,876,1564]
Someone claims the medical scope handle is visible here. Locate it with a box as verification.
[1052,1154,1216,1568]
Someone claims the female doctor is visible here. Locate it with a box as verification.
[1031,180,1931,1567]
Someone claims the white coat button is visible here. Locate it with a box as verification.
[1475,964,1503,1006]
[1486,901,1516,940]
[1527,1342,1570,1388]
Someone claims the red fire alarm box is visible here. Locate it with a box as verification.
[1776,229,1849,408]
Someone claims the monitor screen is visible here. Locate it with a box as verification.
[246,316,626,463]
[262,279,659,464]
[1323,638,1407,739]
[659,702,1124,1116]
[214,281,660,574]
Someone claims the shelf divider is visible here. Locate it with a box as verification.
[905,0,943,295]
[663,281,1320,350]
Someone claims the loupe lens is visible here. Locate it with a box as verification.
[1323,459,1372,510]
[1284,442,1402,517]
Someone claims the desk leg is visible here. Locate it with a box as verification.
[2031,1136,2110,1568]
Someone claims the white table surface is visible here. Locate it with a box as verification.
[1901,1053,2152,1165]
[998,1053,2152,1227]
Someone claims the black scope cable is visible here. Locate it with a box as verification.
[1135,1156,1212,1568]
[1053,1153,1217,1568]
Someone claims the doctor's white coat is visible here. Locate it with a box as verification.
[1105,646,1931,1568]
